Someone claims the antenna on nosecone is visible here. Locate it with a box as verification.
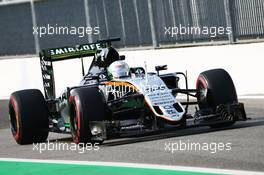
[144,61,148,83]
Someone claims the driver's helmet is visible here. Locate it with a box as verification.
[108,61,130,79]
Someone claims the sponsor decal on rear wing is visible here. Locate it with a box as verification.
[40,43,101,61]
[40,38,120,61]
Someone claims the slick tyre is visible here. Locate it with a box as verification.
[196,69,238,128]
[69,87,107,144]
[9,89,49,144]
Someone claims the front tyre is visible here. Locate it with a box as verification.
[9,89,49,144]
[196,69,238,128]
[69,88,107,144]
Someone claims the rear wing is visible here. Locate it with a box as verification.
[39,38,120,99]
[40,43,101,61]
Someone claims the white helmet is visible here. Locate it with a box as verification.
[108,61,130,79]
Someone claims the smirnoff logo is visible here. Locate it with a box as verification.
[50,43,101,55]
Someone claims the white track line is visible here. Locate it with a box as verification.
[0,158,263,175]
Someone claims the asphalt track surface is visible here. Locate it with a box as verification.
[0,99,263,172]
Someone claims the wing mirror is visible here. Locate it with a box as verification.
[155,65,167,76]
[120,55,125,60]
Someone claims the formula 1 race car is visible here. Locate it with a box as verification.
[9,38,247,145]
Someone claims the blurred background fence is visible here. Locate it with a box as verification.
[0,0,263,56]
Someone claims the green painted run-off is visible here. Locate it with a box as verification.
[0,161,225,175]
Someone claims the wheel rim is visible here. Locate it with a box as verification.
[197,83,208,107]
[198,85,207,102]
[9,98,20,141]
[9,106,17,136]
[70,103,79,143]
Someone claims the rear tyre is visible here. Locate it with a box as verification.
[196,69,238,128]
[69,87,107,144]
[9,89,49,144]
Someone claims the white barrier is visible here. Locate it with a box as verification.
[0,42,263,99]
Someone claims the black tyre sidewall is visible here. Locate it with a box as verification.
[9,89,49,144]
[197,69,238,109]
[70,88,107,144]
[196,69,238,128]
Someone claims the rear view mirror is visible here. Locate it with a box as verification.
[155,65,167,76]
[120,55,125,60]
[155,65,168,71]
